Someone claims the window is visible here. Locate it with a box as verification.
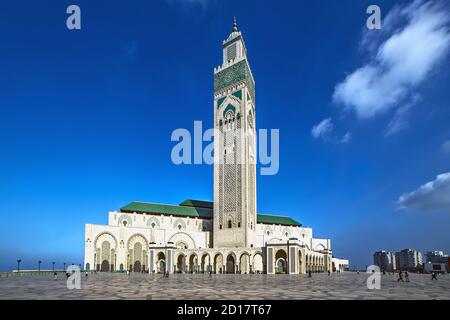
[225,111,235,131]
[151,223,155,229]
[285,232,288,237]
[123,221,127,227]
[227,43,237,61]
[220,225,222,229]
[266,231,270,236]
[178,224,182,230]
[238,222,241,228]
[228,220,232,229]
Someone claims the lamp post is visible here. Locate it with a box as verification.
[17,259,22,272]
[52,262,55,272]
[38,260,42,272]
[63,262,66,271]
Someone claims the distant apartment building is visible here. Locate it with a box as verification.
[424,251,449,273]
[395,249,423,271]
[424,251,448,264]
[373,251,396,271]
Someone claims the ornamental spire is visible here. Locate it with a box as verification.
[233,16,238,32]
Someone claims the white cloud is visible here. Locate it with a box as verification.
[384,95,420,136]
[311,118,333,140]
[341,132,352,144]
[333,0,450,120]
[442,140,450,154]
[397,172,450,213]
[311,118,350,144]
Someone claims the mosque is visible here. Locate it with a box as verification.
[84,19,349,275]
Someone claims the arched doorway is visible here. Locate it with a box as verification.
[226,254,235,274]
[201,254,210,273]
[132,242,142,272]
[127,235,147,273]
[133,261,142,272]
[101,260,110,272]
[101,240,111,272]
[214,253,223,273]
[252,253,263,273]
[276,259,286,274]
[239,253,250,274]
[157,252,166,273]
[85,263,90,271]
[177,254,185,273]
[189,254,197,273]
[275,249,287,274]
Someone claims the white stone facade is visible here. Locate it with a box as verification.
[84,210,337,274]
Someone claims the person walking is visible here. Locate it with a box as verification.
[53,272,58,280]
[308,270,312,278]
[397,271,404,282]
[405,271,410,283]
[431,272,438,280]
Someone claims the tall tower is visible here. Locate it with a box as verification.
[213,18,257,248]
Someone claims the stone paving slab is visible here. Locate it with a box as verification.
[0,272,449,300]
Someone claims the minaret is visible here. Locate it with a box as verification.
[213,18,257,248]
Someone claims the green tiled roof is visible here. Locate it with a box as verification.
[257,214,302,227]
[179,199,213,209]
[120,200,302,226]
[120,201,213,219]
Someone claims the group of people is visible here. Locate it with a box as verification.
[396,270,440,282]
[396,271,410,282]
[52,270,91,280]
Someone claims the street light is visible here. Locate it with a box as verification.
[38,260,42,272]
[17,259,21,272]
[52,262,55,271]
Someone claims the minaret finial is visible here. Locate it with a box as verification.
[233,16,238,32]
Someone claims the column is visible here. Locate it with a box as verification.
[267,247,273,274]
[289,247,296,274]
[149,250,154,273]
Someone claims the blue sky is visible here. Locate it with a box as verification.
[0,0,449,271]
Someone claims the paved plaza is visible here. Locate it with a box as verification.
[0,272,449,300]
